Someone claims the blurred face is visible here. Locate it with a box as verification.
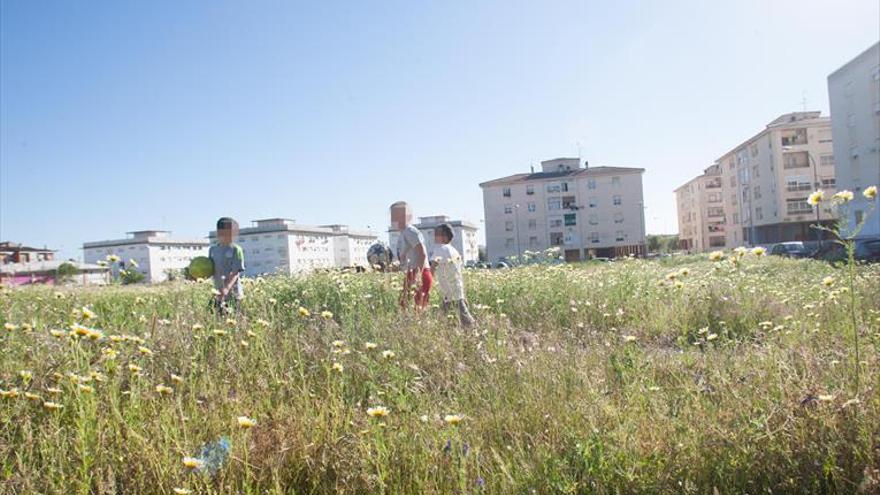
[390,205,411,229]
[217,225,237,245]
[434,230,448,244]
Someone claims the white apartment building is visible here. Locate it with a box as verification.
[675,164,727,252]
[828,42,880,239]
[83,230,209,283]
[208,218,378,277]
[480,158,646,262]
[719,112,837,246]
[388,215,480,263]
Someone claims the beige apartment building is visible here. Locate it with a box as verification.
[719,112,837,246]
[674,164,726,252]
[480,158,646,262]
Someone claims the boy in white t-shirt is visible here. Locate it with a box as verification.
[430,223,475,327]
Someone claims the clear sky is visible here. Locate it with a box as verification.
[2,1,878,260]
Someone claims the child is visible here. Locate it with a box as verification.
[210,217,245,316]
[431,223,475,327]
[390,201,432,309]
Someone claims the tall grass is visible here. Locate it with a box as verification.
[1,254,879,493]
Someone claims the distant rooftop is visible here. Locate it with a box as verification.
[0,241,55,253]
[480,164,645,188]
[84,231,208,249]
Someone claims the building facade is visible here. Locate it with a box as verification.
[0,242,55,265]
[828,42,880,239]
[480,158,646,262]
[718,112,837,246]
[83,231,209,283]
[388,215,480,263]
[0,260,108,286]
[208,219,378,277]
[675,164,727,252]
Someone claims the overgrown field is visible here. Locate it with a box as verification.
[2,254,879,494]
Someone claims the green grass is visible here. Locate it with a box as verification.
[2,254,879,494]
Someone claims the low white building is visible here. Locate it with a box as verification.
[828,42,880,239]
[388,215,480,263]
[83,231,209,283]
[209,218,378,277]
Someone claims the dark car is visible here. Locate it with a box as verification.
[814,239,880,263]
[769,241,817,258]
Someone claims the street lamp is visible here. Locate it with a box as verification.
[782,146,821,244]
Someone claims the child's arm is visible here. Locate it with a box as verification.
[221,271,240,296]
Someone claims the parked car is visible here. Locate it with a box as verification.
[769,241,817,258]
[813,238,880,263]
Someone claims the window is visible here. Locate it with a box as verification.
[731,193,738,206]
[588,197,598,208]
[527,202,536,212]
[783,152,809,169]
[615,231,625,242]
[786,198,812,214]
[707,192,722,203]
[587,179,596,190]
[709,236,726,247]
[564,213,576,226]
[505,221,514,232]
[821,178,836,188]
[755,207,763,220]
[550,232,564,246]
[611,176,621,187]
[561,182,570,192]
[526,185,534,195]
[750,143,758,157]
[754,186,761,199]
[505,238,515,248]
[707,207,724,217]
[780,128,808,146]
[528,219,537,230]
[547,198,562,210]
[590,232,600,244]
[786,176,812,192]
[503,187,511,197]
[504,205,513,214]
[733,213,739,224]
[729,176,737,187]
[613,195,622,206]
[549,217,563,228]
[546,183,562,193]
[613,212,624,224]
[529,236,539,247]
[589,214,599,225]
[820,154,834,166]
[752,165,760,178]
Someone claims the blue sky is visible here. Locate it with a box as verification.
[2,1,878,260]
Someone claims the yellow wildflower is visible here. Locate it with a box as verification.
[444,414,464,425]
[367,406,390,418]
[155,384,174,395]
[298,307,310,318]
[237,416,256,429]
[321,310,334,320]
[807,190,824,206]
[43,401,64,411]
[331,362,344,373]
[864,185,877,200]
[832,190,854,203]
[182,457,203,470]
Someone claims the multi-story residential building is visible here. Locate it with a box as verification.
[480,158,646,262]
[674,164,727,252]
[208,218,378,277]
[828,42,880,239]
[718,112,837,246]
[0,241,55,265]
[83,230,209,282]
[388,215,480,264]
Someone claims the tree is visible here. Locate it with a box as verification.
[55,262,79,284]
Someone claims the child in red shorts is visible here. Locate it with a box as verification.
[390,201,432,309]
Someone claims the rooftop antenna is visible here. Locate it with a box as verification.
[800,91,807,112]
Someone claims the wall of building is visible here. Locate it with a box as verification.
[482,167,645,262]
[829,42,880,239]
[719,113,836,246]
